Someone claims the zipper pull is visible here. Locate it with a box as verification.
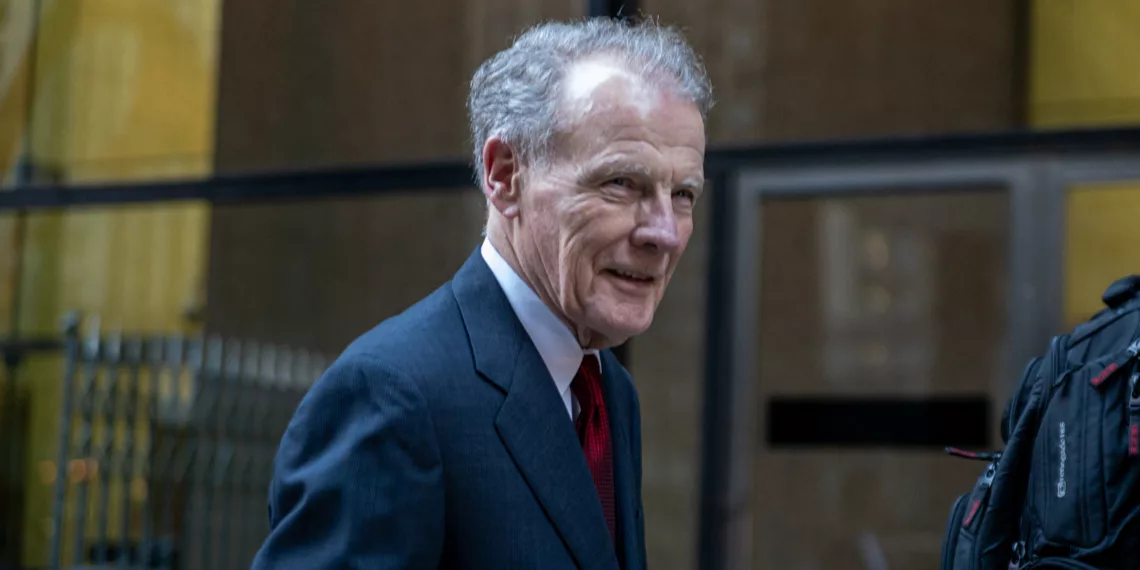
[1008,540,1027,569]
[1090,339,1140,388]
[1129,373,1140,457]
[961,461,997,529]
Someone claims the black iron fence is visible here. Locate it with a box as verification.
[0,315,327,570]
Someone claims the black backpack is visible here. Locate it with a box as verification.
[941,275,1140,570]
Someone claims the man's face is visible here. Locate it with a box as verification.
[510,60,706,348]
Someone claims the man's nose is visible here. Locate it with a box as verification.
[631,193,681,251]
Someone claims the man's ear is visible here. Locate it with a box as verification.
[481,136,522,219]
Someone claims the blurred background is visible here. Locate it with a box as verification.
[0,0,1138,569]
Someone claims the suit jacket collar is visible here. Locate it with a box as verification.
[452,249,631,570]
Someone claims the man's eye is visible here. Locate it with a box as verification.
[674,189,696,201]
[608,177,637,189]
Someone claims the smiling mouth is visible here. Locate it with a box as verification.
[605,269,656,283]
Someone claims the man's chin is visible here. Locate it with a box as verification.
[584,309,654,348]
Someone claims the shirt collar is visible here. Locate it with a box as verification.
[480,239,594,397]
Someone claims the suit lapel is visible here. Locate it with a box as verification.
[600,352,642,570]
[496,354,619,569]
[452,250,619,570]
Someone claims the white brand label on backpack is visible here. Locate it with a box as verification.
[1057,421,1067,498]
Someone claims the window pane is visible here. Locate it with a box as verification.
[753,189,1009,569]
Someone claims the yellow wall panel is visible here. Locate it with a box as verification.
[22,0,81,169]
[0,214,17,335]
[1030,0,1140,127]
[17,204,210,336]
[13,1,219,566]
[1,0,40,175]
[1032,2,1140,328]
[0,53,29,178]
[1063,184,1140,328]
[30,0,219,178]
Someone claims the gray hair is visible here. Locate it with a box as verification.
[466,17,714,187]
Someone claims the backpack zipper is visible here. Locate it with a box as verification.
[1129,370,1140,456]
[1104,338,1140,456]
[961,461,997,530]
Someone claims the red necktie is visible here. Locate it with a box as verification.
[572,355,616,544]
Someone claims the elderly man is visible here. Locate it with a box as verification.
[252,17,712,570]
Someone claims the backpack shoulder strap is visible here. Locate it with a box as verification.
[976,334,1069,570]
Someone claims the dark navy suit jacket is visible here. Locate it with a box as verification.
[251,250,646,569]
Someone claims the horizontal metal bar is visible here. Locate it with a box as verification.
[0,337,64,355]
[736,157,1032,197]
[4,127,1140,212]
[706,126,1140,169]
[0,160,476,211]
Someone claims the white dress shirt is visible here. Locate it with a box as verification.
[481,239,599,420]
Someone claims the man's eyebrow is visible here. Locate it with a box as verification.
[586,160,707,190]
[590,160,654,178]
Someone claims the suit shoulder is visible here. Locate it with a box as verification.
[337,281,472,383]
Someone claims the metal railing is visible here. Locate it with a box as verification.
[1,315,328,570]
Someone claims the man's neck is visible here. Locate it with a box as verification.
[485,227,610,349]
